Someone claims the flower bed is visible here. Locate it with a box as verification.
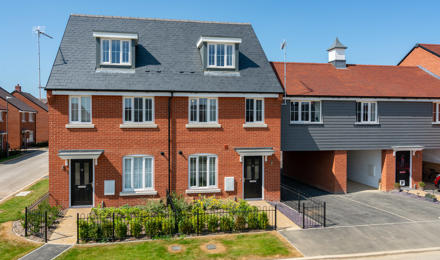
[78,195,275,243]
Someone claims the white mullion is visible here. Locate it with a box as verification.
[308,101,312,123]
[131,159,134,190]
[143,98,146,122]
[196,157,199,187]
[109,40,113,63]
[367,103,371,122]
[131,97,135,123]
[120,40,123,64]
[361,102,364,123]
[253,99,257,122]
[78,97,82,122]
[437,103,439,122]
[142,157,146,189]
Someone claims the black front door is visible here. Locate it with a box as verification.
[244,156,263,199]
[396,151,410,187]
[71,159,93,206]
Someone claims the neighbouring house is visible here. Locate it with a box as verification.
[398,43,440,76]
[45,14,283,208]
[0,104,6,154]
[12,84,49,144]
[0,87,37,150]
[272,38,440,193]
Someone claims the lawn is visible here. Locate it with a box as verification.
[0,178,49,224]
[0,223,40,260]
[58,232,301,260]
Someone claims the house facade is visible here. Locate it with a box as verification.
[272,39,440,193]
[0,87,37,150]
[399,44,440,76]
[45,15,283,208]
[0,105,6,154]
[12,84,49,144]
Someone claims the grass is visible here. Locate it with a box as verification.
[58,232,301,260]
[0,235,39,260]
[0,152,23,163]
[0,178,49,224]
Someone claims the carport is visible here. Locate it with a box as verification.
[347,150,382,189]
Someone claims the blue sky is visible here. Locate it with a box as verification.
[1,0,439,98]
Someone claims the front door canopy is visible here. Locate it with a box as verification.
[58,149,104,166]
[234,147,275,162]
[392,146,424,156]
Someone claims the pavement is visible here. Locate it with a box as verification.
[0,149,48,201]
[18,244,71,260]
[280,181,440,257]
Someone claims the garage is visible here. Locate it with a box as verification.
[347,150,382,189]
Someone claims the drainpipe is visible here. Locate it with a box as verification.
[168,92,174,195]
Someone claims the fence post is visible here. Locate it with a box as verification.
[112,212,115,241]
[298,192,301,212]
[25,207,28,237]
[76,213,79,244]
[44,211,48,243]
[323,202,326,228]
[196,211,199,235]
[302,203,305,229]
[274,204,277,230]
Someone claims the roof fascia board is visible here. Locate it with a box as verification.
[93,32,138,40]
[284,96,440,102]
[397,44,440,65]
[51,90,278,98]
[12,91,48,111]
[197,36,242,48]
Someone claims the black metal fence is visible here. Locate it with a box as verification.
[281,184,326,228]
[77,206,277,243]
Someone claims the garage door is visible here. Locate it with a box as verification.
[347,150,382,188]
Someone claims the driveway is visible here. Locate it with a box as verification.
[0,149,48,201]
[279,182,440,257]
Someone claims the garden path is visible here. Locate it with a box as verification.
[48,208,91,245]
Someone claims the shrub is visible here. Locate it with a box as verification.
[394,183,401,189]
[258,212,269,229]
[419,182,426,188]
[130,218,143,238]
[88,221,102,241]
[178,217,193,234]
[234,214,246,231]
[220,215,234,232]
[144,216,162,238]
[161,217,175,235]
[101,219,113,240]
[191,213,207,233]
[247,211,259,230]
[115,219,127,239]
[78,220,90,241]
[207,214,219,232]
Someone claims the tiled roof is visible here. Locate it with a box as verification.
[13,91,48,111]
[0,87,37,112]
[419,44,440,57]
[271,62,440,98]
[46,14,283,94]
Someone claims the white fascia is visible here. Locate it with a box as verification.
[196,36,242,48]
[285,96,440,102]
[93,32,138,40]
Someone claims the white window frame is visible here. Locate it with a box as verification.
[188,154,218,189]
[290,100,322,124]
[245,98,264,123]
[122,155,154,192]
[433,102,440,124]
[188,97,218,124]
[21,112,26,122]
[69,96,92,124]
[28,112,34,122]
[207,43,235,69]
[356,101,378,124]
[100,38,131,66]
[122,97,155,124]
[27,130,34,143]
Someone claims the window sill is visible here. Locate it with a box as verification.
[65,123,95,129]
[432,122,440,125]
[120,123,158,129]
[186,188,221,194]
[243,123,267,128]
[186,123,221,129]
[354,122,380,125]
[119,190,158,196]
[290,122,323,125]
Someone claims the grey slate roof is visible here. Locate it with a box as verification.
[327,37,347,51]
[0,87,36,112]
[12,91,48,111]
[46,15,283,94]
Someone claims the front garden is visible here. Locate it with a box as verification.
[78,194,276,243]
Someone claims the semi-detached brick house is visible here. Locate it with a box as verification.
[0,104,6,153]
[272,38,440,193]
[399,43,440,77]
[12,84,49,144]
[45,14,283,208]
[0,87,37,150]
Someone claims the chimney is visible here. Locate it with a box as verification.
[327,37,347,69]
[15,84,22,92]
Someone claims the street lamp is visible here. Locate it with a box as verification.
[5,96,12,157]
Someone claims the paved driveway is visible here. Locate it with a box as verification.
[0,149,48,201]
[280,183,440,257]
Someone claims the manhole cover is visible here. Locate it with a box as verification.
[15,191,31,197]
[168,244,185,253]
[206,244,217,250]
[171,245,181,251]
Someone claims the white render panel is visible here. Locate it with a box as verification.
[347,150,382,188]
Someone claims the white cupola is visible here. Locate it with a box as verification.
[327,37,347,69]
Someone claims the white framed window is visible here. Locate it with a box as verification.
[188,154,217,189]
[356,101,378,124]
[29,112,34,122]
[207,43,235,68]
[27,131,34,143]
[69,96,92,123]
[21,112,26,122]
[290,101,321,123]
[189,97,218,123]
[433,103,440,124]
[245,98,264,123]
[123,156,154,192]
[123,97,154,123]
[101,39,131,65]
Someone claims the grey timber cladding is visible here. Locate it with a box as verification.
[46,15,282,93]
[281,100,440,151]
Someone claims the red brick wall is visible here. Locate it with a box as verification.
[13,93,48,143]
[380,150,423,191]
[48,91,281,208]
[411,151,423,188]
[283,150,347,193]
[400,47,440,76]
[0,100,21,150]
[0,111,5,151]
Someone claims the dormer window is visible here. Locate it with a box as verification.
[101,39,131,65]
[208,43,235,68]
